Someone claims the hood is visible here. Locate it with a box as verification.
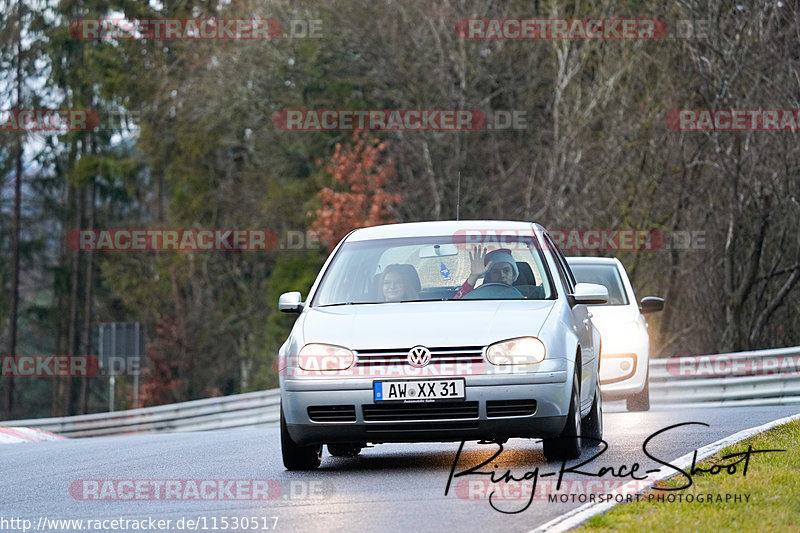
[299,300,555,350]
[586,304,640,331]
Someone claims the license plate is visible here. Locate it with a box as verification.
[373,379,465,402]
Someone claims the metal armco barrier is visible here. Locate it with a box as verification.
[2,346,798,438]
[0,389,280,438]
[649,346,800,408]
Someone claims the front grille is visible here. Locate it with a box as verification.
[307,405,356,422]
[363,401,479,422]
[365,421,478,433]
[355,346,484,367]
[486,400,537,418]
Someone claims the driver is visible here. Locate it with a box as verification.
[453,246,519,299]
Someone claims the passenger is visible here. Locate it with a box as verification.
[380,264,420,302]
[454,246,519,299]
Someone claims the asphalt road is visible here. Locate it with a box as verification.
[2,403,799,533]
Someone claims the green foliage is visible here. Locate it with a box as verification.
[249,252,324,391]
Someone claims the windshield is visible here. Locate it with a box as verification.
[569,263,630,305]
[312,235,554,306]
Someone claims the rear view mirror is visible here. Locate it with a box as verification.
[639,296,664,314]
[418,244,459,258]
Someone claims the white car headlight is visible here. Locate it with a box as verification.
[298,343,355,371]
[486,337,546,365]
[601,321,645,355]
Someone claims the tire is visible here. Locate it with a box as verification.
[626,368,650,412]
[327,444,363,457]
[281,406,322,470]
[582,375,603,445]
[543,374,582,461]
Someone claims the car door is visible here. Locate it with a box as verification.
[544,234,595,408]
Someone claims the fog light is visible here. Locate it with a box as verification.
[620,361,632,371]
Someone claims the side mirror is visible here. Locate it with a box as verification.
[571,283,609,305]
[639,296,664,314]
[278,291,304,313]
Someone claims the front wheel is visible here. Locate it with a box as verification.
[543,375,581,461]
[281,406,322,470]
[626,368,650,412]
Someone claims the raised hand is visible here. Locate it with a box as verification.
[467,245,488,285]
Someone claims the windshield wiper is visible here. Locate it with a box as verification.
[319,298,451,306]
[317,301,384,307]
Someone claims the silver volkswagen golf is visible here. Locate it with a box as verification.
[277,221,607,469]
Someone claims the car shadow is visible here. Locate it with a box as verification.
[313,439,573,472]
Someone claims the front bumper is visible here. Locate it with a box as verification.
[281,368,572,446]
[599,352,647,397]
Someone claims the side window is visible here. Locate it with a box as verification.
[544,233,575,293]
[558,251,578,289]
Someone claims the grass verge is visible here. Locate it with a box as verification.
[575,418,800,532]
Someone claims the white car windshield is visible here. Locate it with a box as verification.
[312,235,555,306]
[570,263,629,305]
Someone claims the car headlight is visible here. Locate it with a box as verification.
[298,343,355,371]
[601,321,645,355]
[486,337,546,365]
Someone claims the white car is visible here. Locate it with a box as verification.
[277,221,608,469]
[566,257,663,411]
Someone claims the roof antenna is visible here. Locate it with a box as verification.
[456,171,461,221]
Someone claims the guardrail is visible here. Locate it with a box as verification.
[2,346,798,438]
[0,389,280,438]
[649,346,800,408]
